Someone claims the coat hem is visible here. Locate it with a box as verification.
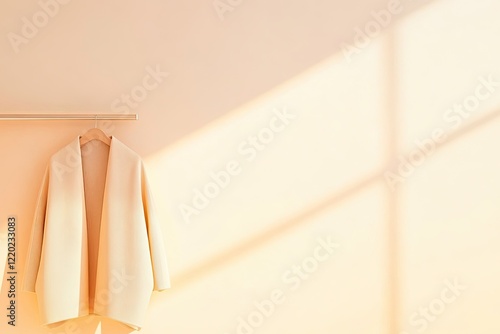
[42,312,143,331]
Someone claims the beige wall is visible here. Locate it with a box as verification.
[1,0,499,333]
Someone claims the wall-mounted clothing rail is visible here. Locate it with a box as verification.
[0,114,138,121]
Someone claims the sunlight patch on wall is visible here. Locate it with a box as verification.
[144,40,387,276]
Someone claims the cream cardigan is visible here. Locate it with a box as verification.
[23,136,170,330]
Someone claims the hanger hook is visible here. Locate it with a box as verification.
[94,114,97,128]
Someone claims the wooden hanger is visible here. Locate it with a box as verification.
[79,115,111,146]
